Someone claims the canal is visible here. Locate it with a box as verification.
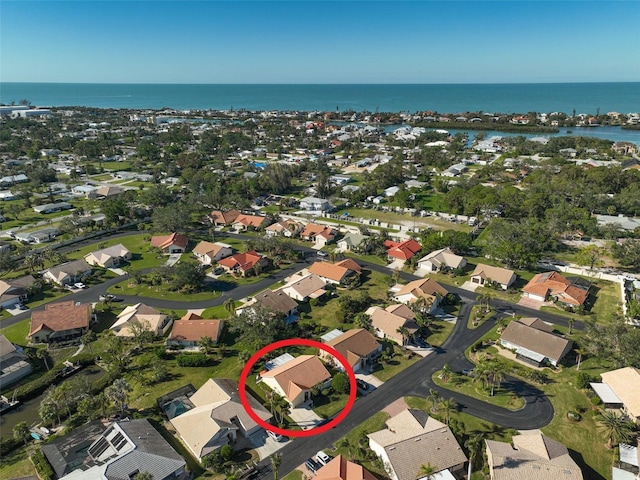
[0,365,105,440]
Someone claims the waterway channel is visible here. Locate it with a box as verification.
[0,365,105,440]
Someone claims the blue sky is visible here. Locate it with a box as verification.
[1,1,639,83]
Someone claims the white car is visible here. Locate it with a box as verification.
[267,430,284,442]
[74,282,87,289]
[316,451,331,465]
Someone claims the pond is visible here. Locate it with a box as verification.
[0,365,106,440]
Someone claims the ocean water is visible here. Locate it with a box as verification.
[1,82,639,115]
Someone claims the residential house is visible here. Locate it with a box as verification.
[321,328,381,373]
[208,209,241,226]
[337,232,369,252]
[260,355,331,407]
[92,185,125,198]
[192,241,233,265]
[308,259,362,285]
[84,243,132,268]
[218,250,269,276]
[0,173,29,188]
[300,223,337,247]
[485,433,583,480]
[110,303,173,337]
[299,196,330,211]
[169,379,272,462]
[0,274,34,309]
[366,304,419,346]
[71,184,98,197]
[166,313,224,349]
[591,367,640,424]
[150,233,190,254]
[416,248,467,273]
[392,278,448,311]
[43,259,92,286]
[0,334,32,388]
[42,419,187,480]
[367,409,467,480]
[315,455,377,480]
[523,271,590,307]
[384,239,422,263]
[240,289,299,323]
[33,202,73,214]
[595,214,640,232]
[232,214,271,231]
[29,301,92,344]
[265,219,304,238]
[281,274,327,302]
[499,318,572,367]
[470,264,517,290]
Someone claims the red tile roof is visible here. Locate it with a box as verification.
[385,239,422,260]
[168,319,224,343]
[29,301,91,336]
[208,209,240,225]
[218,250,264,272]
[150,232,189,250]
[523,271,589,306]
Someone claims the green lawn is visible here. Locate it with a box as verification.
[0,318,30,346]
[0,450,37,480]
[200,305,231,319]
[313,392,349,419]
[371,342,420,382]
[109,278,222,302]
[425,319,456,347]
[281,470,303,480]
[589,280,622,324]
[432,370,525,410]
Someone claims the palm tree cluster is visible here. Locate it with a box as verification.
[597,410,636,449]
[474,357,507,396]
[264,391,290,426]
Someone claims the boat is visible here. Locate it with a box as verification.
[30,432,42,440]
[0,393,20,415]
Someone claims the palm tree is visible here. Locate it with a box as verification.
[36,349,50,371]
[13,421,31,446]
[199,336,215,354]
[438,397,457,426]
[427,388,440,413]
[417,462,436,480]
[465,434,484,480]
[105,378,132,416]
[270,453,282,480]
[575,347,586,371]
[489,361,506,397]
[440,363,452,383]
[473,359,491,391]
[353,312,371,330]
[396,326,411,346]
[568,317,575,335]
[223,298,236,315]
[597,410,635,448]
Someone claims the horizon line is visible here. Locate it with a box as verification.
[2,81,640,86]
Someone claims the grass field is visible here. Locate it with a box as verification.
[0,451,37,480]
[432,370,525,410]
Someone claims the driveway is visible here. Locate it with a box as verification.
[249,430,292,460]
[165,253,182,266]
[289,401,322,430]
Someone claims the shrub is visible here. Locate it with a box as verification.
[332,373,349,394]
[575,372,594,390]
[590,396,602,406]
[176,353,208,367]
[31,450,54,480]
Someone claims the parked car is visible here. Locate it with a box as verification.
[316,451,331,466]
[305,458,322,473]
[356,379,370,391]
[15,303,28,310]
[267,430,284,442]
[74,282,87,289]
[316,251,328,258]
[411,337,430,348]
[99,294,116,302]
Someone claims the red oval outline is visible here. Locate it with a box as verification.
[238,338,357,437]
